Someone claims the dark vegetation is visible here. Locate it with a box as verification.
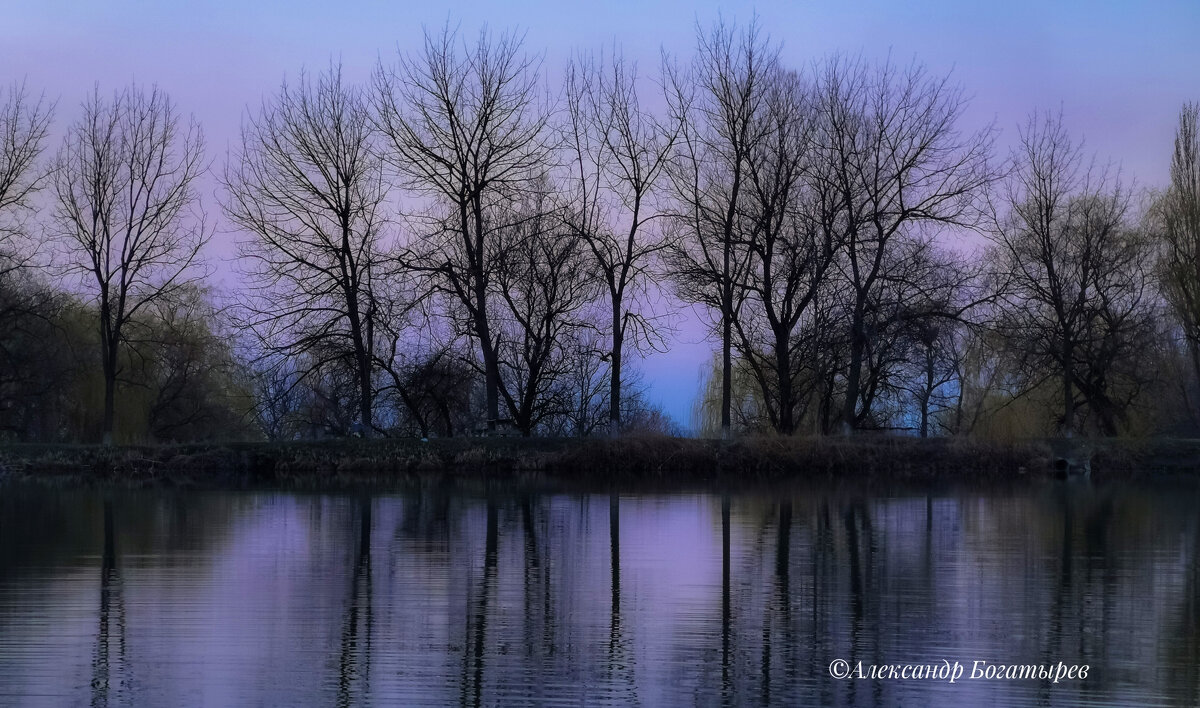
[2,19,1200,462]
[2,436,1199,490]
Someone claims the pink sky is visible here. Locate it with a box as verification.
[3,0,1197,426]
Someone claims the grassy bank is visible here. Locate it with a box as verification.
[2,435,1199,490]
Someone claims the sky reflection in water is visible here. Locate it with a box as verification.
[0,481,1198,707]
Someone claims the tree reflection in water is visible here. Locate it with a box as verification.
[0,482,1198,706]
[335,496,372,707]
[90,498,127,708]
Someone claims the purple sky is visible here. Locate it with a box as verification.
[3,0,1198,428]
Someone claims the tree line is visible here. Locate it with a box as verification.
[1,20,1197,444]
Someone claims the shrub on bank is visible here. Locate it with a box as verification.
[2,435,1196,489]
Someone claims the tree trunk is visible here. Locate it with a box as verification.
[101,374,116,446]
[393,382,429,439]
[920,344,934,438]
[819,368,835,435]
[721,302,732,439]
[775,329,794,435]
[474,285,501,432]
[356,359,373,437]
[101,335,117,446]
[471,199,501,433]
[842,310,866,436]
[345,293,373,437]
[1062,343,1075,438]
[610,299,622,436]
[482,341,500,431]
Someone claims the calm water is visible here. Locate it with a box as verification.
[1,480,1198,707]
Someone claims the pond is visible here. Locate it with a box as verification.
[1,480,1198,706]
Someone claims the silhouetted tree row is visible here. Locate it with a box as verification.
[1,19,1197,443]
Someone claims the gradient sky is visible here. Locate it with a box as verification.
[3,0,1198,428]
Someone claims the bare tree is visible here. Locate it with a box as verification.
[726,67,846,435]
[372,271,442,437]
[557,327,609,437]
[377,345,477,438]
[0,80,54,270]
[52,84,208,444]
[992,112,1153,436]
[0,82,57,419]
[375,24,552,432]
[249,353,304,441]
[295,350,362,437]
[907,320,958,437]
[563,51,679,434]
[225,63,388,436]
[666,18,778,439]
[804,57,996,434]
[872,242,988,436]
[1158,102,1200,398]
[492,182,600,435]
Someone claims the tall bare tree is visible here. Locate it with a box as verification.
[811,56,995,434]
[53,84,208,444]
[0,81,54,270]
[0,81,56,410]
[492,184,599,435]
[371,271,442,437]
[374,25,552,432]
[666,19,778,439]
[864,240,988,435]
[225,63,388,436]
[726,67,845,435]
[563,51,679,434]
[992,112,1153,436]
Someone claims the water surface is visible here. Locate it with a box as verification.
[1,480,1198,706]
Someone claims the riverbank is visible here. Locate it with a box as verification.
[2,435,1199,489]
